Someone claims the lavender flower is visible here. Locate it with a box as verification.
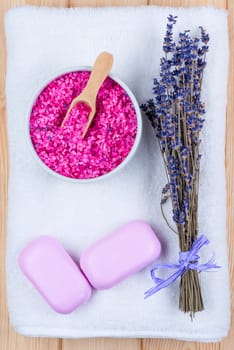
[142,15,209,316]
[163,15,177,53]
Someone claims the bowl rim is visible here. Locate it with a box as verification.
[25,66,142,183]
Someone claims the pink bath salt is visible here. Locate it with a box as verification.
[29,71,138,179]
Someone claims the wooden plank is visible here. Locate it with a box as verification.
[25,0,68,5]
[62,1,143,349]
[143,339,220,350]
[61,4,142,350]
[69,0,146,6]
[63,338,141,350]
[143,1,232,350]
[148,0,226,7]
[0,1,67,350]
[220,2,234,349]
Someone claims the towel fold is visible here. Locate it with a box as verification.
[5,5,230,342]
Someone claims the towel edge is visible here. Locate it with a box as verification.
[11,325,230,343]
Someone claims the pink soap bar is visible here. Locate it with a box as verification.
[19,236,92,314]
[80,220,161,289]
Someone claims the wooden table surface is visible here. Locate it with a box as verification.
[0,0,233,349]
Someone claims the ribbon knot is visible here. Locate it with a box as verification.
[179,251,200,270]
[144,235,220,299]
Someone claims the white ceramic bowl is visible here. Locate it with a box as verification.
[25,67,142,183]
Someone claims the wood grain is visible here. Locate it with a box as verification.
[220,1,234,349]
[63,338,141,350]
[69,0,146,5]
[149,0,226,7]
[0,0,233,350]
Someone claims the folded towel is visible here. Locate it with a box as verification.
[5,5,230,342]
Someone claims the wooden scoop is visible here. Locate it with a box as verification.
[61,52,113,139]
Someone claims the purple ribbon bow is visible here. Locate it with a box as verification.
[144,234,220,299]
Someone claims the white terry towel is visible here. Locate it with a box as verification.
[5,5,230,342]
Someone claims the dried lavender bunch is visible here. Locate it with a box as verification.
[142,15,209,316]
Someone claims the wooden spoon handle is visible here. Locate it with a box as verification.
[81,52,113,104]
